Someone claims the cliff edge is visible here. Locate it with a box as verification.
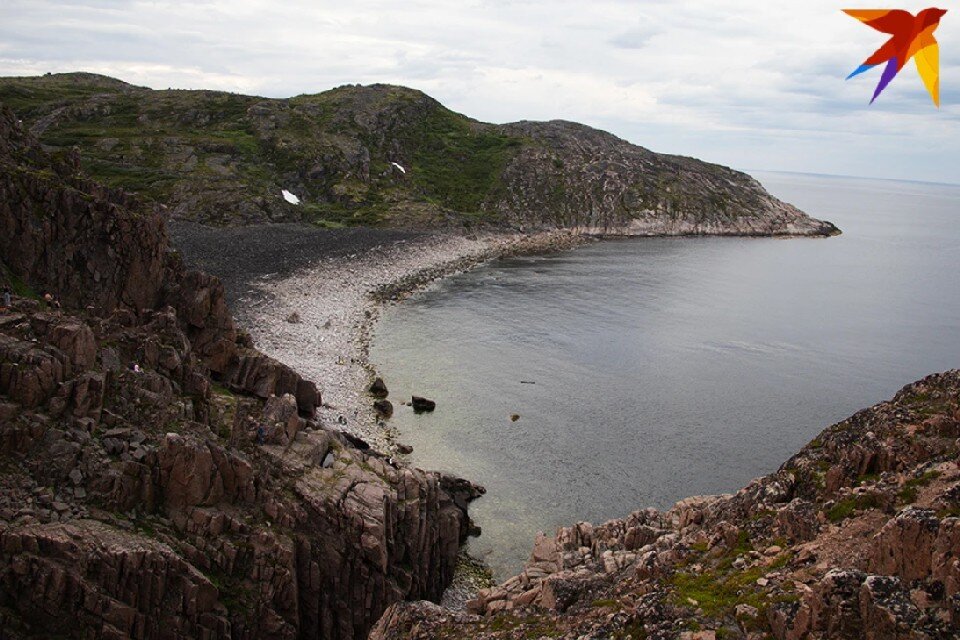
[0,104,482,639]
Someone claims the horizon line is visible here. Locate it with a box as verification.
[745,169,960,189]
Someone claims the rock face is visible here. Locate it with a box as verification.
[371,371,960,639]
[0,105,482,639]
[0,73,837,235]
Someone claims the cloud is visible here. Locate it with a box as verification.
[0,0,957,183]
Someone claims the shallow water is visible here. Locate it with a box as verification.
[370,172,960,579]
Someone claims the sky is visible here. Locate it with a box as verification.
[1,0,958,184]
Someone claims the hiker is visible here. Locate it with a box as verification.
[2,286,11,310]
[256,425,266,445]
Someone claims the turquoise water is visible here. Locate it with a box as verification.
[371,173,960,579]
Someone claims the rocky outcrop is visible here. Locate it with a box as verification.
[0,104,319,416]
[371,371,960,639]
[496,120,838,237]
[0,105,482,639]
[0,73,837,235]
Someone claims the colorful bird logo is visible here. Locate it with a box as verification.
[844,7,947,106]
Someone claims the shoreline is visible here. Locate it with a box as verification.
[235,228,590,453]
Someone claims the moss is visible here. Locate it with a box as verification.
[671,564,767,618]
[826,494,883,522]
[591,598,620,609]
[0,260,40,300]
[483,614,563,638]
[898,470,941,504]
[407,106,521,214]
[211,383,235,398]
[857,472,880,485]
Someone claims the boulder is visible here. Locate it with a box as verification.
[411,396,436,413]
[369,377,389,398]
[374,399,394,418]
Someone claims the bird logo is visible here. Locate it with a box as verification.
[844,8,947,107]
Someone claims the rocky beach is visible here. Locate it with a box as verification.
[172,224,588,453]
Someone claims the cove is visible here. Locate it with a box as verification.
[370,172,960,579]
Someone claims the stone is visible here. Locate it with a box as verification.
[374,399,394,418]
[396,444,413,455]
[411,396,436,413]
[369,377,389,398]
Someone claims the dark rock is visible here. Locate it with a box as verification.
[396,444,413,455]
[339,430,371,451]
[374,399,394,418]
[412,396,436,413]
[369,376,389,398]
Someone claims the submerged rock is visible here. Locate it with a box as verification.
[412,396,436,413]
[374,399,394,418]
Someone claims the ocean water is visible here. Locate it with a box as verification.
[370,172,960,579]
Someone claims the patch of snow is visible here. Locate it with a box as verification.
[390,162,406,174]
[281,189,300,205]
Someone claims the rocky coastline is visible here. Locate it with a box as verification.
[0,104,484,639]
[189,228,589,454]
[370,370,960,639]
[7,70,954,640]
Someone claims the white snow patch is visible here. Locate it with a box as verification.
[390,162,406,174]
[281,189,300,205]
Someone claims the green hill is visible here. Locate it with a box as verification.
[0,72,837,235]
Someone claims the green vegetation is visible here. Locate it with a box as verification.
[901,390,952,419]
[591,598,620,609]
[898,469,941,503]
[0,73,535,227]
[826,493,884,522]
[0,260,40,300]
[668,528,797,635]
[407,106,521,213]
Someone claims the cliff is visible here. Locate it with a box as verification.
[0,105,482,639]
[371,371,960,639]
[0,73,836,235]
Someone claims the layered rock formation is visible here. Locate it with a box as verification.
[0,73,836,235]
[371,372,960,639]
[0,105,481,639]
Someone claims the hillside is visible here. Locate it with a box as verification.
[0,104,482,639]
[0,73,837,234]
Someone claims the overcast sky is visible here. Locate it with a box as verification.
[1,0,958,183]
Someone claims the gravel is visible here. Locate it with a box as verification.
[168,221,427,308]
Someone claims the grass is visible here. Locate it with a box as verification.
[826,493,884,522]
[0,260,40,300]
[668,526,798,635]
[898,470,941,504]
[591,598,620,609]
[407,106,522,214]
[0,73,534,226]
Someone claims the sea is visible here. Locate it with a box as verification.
[370,172,960,579]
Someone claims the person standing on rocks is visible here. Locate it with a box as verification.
[256,425,266,445]
[1,286,10,310]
